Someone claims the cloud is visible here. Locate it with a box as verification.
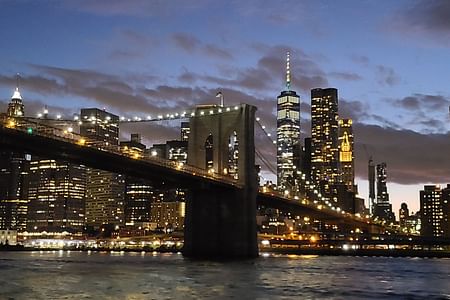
[354,124,450,185]
[388,0,450,45]
[351,55,370,66]
[394,94,450,111]
[172,33,233,60]
[177,44,328,93]
[376,65,400,86]
[63,0,207,17]
[329,72,363,81]
[172,33,200,53]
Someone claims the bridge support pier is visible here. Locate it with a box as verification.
[184,104,258,258]
[183,184,257,258]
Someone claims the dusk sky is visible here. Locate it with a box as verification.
[1,0,449,215]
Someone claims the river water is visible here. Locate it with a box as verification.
[0,251,449,299]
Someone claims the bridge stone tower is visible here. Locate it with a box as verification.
[184,104,258,258]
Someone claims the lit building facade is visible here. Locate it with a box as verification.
[338,119,355,192]
[120,134,155,228]
[373,162,394,222]
[7,85,24,117]
[399,202,409,227]
[0,151,29,231]
[310,88,339,196]
[181,121,190,142]
[150,201,185,231]
[1,85,28,231]
[420,185,450,238]
[80,108,119,146]
[368,158,375,215]
[81,108,125,228]
[26,159,86,233]
[277,52,300,190]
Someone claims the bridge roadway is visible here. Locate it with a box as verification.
[0,119,382,232]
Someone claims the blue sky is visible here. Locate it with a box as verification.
[1,0,449,215]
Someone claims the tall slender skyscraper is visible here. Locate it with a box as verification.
[7,76,24,118]
[374,162,394,222]
[368,157,375,214]
[276,52,300,190]
[338,119,355,192]
[1,83,28,231]
[311,88,339,195]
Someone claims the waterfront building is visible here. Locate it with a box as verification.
[150,200,185,231]
[26,159,86,233]
[399,202,409,227]
[373,162,395,222]
[81,108,125,228]
[310,88,339,198]
[0,229,17,245]
[420,185,450,238]
[276,51,301,191]
[338,119,355,192]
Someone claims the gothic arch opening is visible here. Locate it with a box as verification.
[204,134,213,172]
[227,131,239,179]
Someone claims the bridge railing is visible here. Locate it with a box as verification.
[1,116,240,187]
[258,187,383,225]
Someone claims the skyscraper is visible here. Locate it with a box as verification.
[399,202,409,227]
[181,122,190,142]
[81,108,125,228]
[420,185,450,238]
[120,134,155,228]
[338,119,355,192]
[26,159,86,233]
[374,162,394,222]
[0,86,28,231]
[276,52,300,190]
[6,78,24,118]
[368,157,375,215]
[310,88,339,195]
[0,151,29,231]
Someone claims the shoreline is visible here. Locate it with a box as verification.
[2,245,450,258]
[262,247,450,258]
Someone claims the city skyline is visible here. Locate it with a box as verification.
[1,1,450,214]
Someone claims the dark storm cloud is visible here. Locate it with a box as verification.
[354,124,450,185]
[376,65,400,86]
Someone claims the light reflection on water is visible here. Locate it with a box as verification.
[0,251,449,299]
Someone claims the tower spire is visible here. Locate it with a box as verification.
[286,51,291,91]
[16,73,20,91]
